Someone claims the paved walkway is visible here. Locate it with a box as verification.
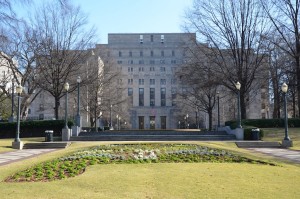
[248,148,300,163]
[0,149,57,166]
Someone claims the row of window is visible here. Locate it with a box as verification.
[127,79,176,85]
[134,88,166,107]
[118,59,177,65]
[128,66,177,72]
[119,50,176,57]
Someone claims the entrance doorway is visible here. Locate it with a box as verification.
[138,116,144,129]
[160,116,166,129]
[150,116,155,129]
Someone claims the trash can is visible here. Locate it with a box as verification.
[251,128,260,140]
[45,130,54,142]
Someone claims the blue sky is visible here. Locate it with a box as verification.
[72,0,193,43]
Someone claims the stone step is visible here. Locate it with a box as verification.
[235,141,282,148]
[71,134,236,141]
[78,130,229,136]
[23,142,71,149]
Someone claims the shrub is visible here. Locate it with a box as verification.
[225,118,300,128]
[0,120,74,138]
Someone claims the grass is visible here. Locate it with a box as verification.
[262,128,300,150]
[0,137,46,153]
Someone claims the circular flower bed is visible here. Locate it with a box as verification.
[5,144,276,182]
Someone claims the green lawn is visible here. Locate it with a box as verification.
[0,140,299,198]
[262,128,300,150]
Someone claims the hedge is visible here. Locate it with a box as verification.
[225,118,300,129]
[0,120,74,138]
[243,126,264,140]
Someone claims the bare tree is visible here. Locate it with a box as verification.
[184,0,270,119]
[261,0,300,117]
[31,1,96,119]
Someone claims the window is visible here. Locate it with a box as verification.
[150,79,155,85]
[172,50,175,56]
[160,60,165,64]
[117,60,122,64]
[161,88,166,106]
[140,35,143,43]
[160,67,166,72]
[139,88,144,106]
[160,116,166,129]
[140,51,143,57]
[128,67,133,72]
[128,60,134,64]
[139,60,144,64]
[160,79,166,85]
[129,51,132,57]
[161,35,164,43]
[161,50,164,57]
[150,88,155,106]
[171,88,177,94]
[128,88,133,96]
[150,60,155,64]
[151,51,154,57]
[151,35,154,42]
[150,66,155,71]
[150,116,155,129]
[119,51,122,57]
[171,60,176,64]
[28,108,31,114]
[139,67,144,72]
[128,79,133,85]
[139,79,144,85]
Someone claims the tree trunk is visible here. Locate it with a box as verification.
[208,109,212,131]
[240,91,247,119]
[54,97,60,119]
[297,56,300,118]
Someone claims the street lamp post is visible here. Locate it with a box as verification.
[178,121,181,129]
[9,79,15,122]
[64,82,69,129]
[15,85,22,142]
[62,82,71,141]
[217,91,220,128]
[76,76,81,127]
[109,104,114,130]
[12,85,23,149]
[235,82,242,128]
[116,114,119,130]
[281,83,293,147]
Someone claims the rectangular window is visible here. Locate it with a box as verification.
[128,79,133,85]
[140,51,143,57]
[129,51,132,57]
[139,67,144,72]
[160,79,166,85]
[161,35,164,43]
[151,51,154,57]
[151,35,154,42]
[119,51,122,57]
[161,88,166,106]
[140,35,143,43]
[160,67,166,72]
[128,88,133,96]
[160,60,165,64]
[150,79,155,85]
[172,50,175,56]
[139,88,144,106]
[172,93,177,106]
[161,50,164,57]
[117,60,122,64]
[171,60,176,64]
[139,79,144,85]
[150,88,155,106]
[150,67,155,71]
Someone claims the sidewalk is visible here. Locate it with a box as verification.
[248,148,300,163]
[0,149,57,166]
